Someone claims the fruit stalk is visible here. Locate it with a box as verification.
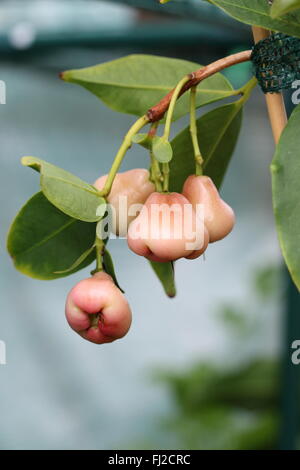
[189,86,203,176]
[99,115,149,198]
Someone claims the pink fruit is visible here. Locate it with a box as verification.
[94,169,155,237]
[127,192,209,262]
[65,272,132,344]
[182,175,235,243]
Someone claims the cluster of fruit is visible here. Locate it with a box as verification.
[66,169,235,344]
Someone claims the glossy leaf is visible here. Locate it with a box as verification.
[7,192,96,280]
[152,137,173,163]
[55,244,95,274]
[209,0,300,38]
[103,248,124,293]
[271,0,300,17]
[169,100,244,193]
[271,104,300,291]
[22,156,106,222]
[149,261,176,298]
[61,55,234,121]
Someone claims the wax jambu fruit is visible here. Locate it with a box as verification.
[182,175,235,243]
[65,272,132,344]
[127,192,209,262]
[94,169,155,237]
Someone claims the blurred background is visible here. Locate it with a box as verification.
[0,0,300,450]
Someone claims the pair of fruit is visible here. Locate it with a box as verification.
[65,169,234,344]
[96,169,235,262]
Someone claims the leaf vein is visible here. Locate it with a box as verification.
[17,218,76,258]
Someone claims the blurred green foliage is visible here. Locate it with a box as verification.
[153,264,295,450]
[158,359,279,450]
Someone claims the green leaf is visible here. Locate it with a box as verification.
[103,248,124,293]
[169,100,244,192]
[271,104,300,291]
[149,261,176,298]
[61,55,235,121]
[54,244,95,274]
[152,137,173,163]
[208,0,300,38]
[7,192,96,280]
[271,0,300,17]
[22,156,106,223]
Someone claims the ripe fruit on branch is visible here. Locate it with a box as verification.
[182,175,235,243]
[65,272,132,344]
[127,192,209,262]
[94,169,155,237]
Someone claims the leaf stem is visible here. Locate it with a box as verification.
[163,75,191,141]
[148,123,163,192]
[237,76,258,103]
[162,162,170,192]
[99,115,149,197]
[151,155,163,192]
[189,86,203,176]
[95,235,104,273]
[159,75,190,192]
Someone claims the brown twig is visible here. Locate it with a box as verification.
[252,27,287,144]
[147,50,252,122]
